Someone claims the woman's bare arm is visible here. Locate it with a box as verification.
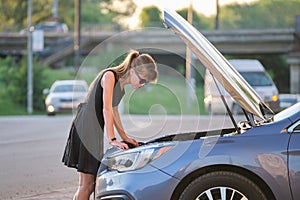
[113,106,138,147]
[102,71,128,149]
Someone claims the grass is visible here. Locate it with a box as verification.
[123,75,206,115]
[0,89,28,115]
[43,67,78,86]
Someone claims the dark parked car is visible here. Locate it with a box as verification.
[20,22,69,34]
[34,22,69,33]
[95,9,300,200]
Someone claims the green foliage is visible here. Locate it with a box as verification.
[138,0,300,30]
[0,0,136,32]
[43,67,76,86]
[177,8,215,30]
[99,0,136,28]
[100,0,136,17]
[1,0,299,32]
[220,0,300,29]
[140,6,164,27]
[0,0,53,31]
[258,55,290,93]
[0,56,49,112]
[0,87,28,115]
[82,2,110,23]
[57,0,74,29]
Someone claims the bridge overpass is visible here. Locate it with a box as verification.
[0,28,299,93]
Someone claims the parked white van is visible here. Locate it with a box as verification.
[204,59,280,114]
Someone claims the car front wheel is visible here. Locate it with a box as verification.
[179,171,268,200]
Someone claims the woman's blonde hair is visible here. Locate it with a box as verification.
[100,50,158,83]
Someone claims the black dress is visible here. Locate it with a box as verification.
[62,70,125,176]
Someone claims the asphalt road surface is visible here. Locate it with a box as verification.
[0,114,235,200]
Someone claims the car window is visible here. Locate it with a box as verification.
[53,84,87,93]
[35,23,68,33]
[73,85,87,92]
[240,72,273,87]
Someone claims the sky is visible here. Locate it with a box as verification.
[129,0,258,28]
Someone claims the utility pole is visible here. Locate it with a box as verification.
[186,1,193,81]
[215,0,220,30]
[74,0,81,70]
[186,1,195,110]
[52,0,58,22]
[27,0,33,114]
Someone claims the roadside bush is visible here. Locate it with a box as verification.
[0,56,49,112]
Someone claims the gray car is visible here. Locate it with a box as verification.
[95,9,300,200]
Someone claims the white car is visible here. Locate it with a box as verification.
[204,59,280,114]
[44,80,88,115]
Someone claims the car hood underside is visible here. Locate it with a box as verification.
[163,9,273,122]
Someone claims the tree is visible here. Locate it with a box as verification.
[177,8,214,30]
[140,6,163,28]
[99,0,136,28]
[0,0,75,32]
[219,0,300,29]
[0,56,49,111]
[0,0,55,31]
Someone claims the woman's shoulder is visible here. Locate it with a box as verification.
[102,70,115,80]
[101,70,117,88]
[103,69,117,79]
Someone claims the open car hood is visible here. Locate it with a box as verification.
[163,9,273,121]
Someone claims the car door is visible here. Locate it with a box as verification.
[288,119,300,199]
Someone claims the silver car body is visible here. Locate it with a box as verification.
[44,80,88,115]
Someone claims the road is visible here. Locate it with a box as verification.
[0,115,77,199]
[0,114,235,200]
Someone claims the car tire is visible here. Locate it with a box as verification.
[47,112,56,116]
[179,171,268,200]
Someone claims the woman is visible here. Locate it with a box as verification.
[62,50,158,200]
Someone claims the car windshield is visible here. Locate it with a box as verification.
[53,84,87,93]
[274,101,300,121]
[240,72,273,87]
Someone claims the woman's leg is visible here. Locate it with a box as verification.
[73,172,95,200]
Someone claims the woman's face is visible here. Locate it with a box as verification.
[130,68,148,89]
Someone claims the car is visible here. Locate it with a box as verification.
[204,59,280,114]
[279,93,300,110]
[34,22,69,33]
[94,9,300,200]
[43,80,88,115]
[20,22,69,34]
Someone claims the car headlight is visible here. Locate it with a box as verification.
[47,105,55,113]
[105,143,175,172]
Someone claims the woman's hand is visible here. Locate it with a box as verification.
[110,140,129,150]
[124,137,139,147]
